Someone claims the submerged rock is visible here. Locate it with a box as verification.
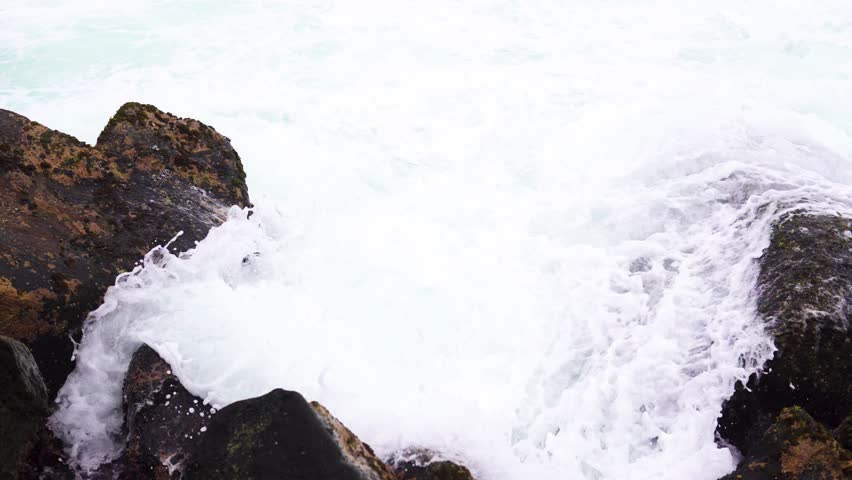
[719,407,852,480]
[0,104,250,395]
[717,213,852,457]
[0,335,48,479]
[120,345,213,479]
[387,449,476,480]
[183,389,394,480]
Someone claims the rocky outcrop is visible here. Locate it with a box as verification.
[0,103,249,395]
[717,213,852,458]
[387,450,475,480]
[0,335,49,480]
[183,389,395,480]
[719,407,852,480]
[120,345,214,479]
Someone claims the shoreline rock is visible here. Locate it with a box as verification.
[719,407,852,480]
[310,402,398,479]
[120,345,214,479]
[0,103,250,395]
[183,389,392,480]
[115,346,412,480]
[717,212,852,477]
[0,335,71,479]
[387,449,475,480]
[0,335,48,480]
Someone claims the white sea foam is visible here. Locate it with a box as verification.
[3,1,852,478]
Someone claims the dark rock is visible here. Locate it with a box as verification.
[183,389,396,480]
[96,102,249,212]
[0,104,250,395]
[835,415,852,452]
[310,402,398,480]
[717,213,852,456]
[719,407,852,480]
[0,335,47,479]
[120,345,214,479]
[388,449,475,480]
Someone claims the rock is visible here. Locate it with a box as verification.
[718,407,852,480]
[0,335,48,479]
[120,345,214,479]
[309,402,398,480]
[183,389,394,480]
[0,103,250,395]
[95,102,248,209]
[835,416,852,452]
[387,450,475,480]
[717,213,852,456]
[119,349,395,480]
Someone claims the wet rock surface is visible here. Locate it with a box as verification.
[717,213,852,457]
[719,407,852,480]
[835,416,852,452]
[119,345,214,479]
[183,389,385,480]
[113,357,472,480]
[309,402,398,480]
[387,450,476,480]
[0,335,48,480]
[0,103,249,395]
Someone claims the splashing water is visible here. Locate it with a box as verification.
[3,1,852,479]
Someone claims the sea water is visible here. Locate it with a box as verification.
[3,1,852,478]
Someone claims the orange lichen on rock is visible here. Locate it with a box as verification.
[0,104,250,394]
[721,407,852,480]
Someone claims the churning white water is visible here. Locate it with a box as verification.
[3,1,852,479]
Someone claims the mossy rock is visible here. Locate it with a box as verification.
[184,389,371,480]
[0,104,250,395]
[718,213,852,456]
[719,406,852,480]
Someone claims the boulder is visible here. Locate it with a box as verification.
[120,345,214,479]
[835,415,852,452]
[0,103,250,395]
[717,213,852,456]
[118,348,397,480]
[0,335,48,480]
[719,407,852,480]
[387,450,475,480]
[183,389,396,480]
